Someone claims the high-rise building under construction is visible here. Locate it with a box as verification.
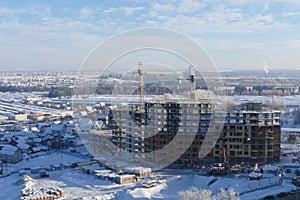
[109,100,281,168]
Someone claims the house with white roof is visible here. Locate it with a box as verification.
[0,145,23,163]
[51,123,66,135]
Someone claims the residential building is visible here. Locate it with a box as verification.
[109,101,281,168]
[0,145,23,163]
[215,102,281,164]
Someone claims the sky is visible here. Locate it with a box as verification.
[0,0,300,71]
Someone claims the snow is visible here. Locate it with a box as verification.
[0,165,298,200]
[240,183,296,200]
[227,95,300,106]
[30,127,39,132]
[119,174,136,178]
[0,144,19,156]
[20,175,64,200]
[248,172,262,178]
[127,183,167,199]
[262,165,278,171]
[0,168,119,200]
[7,151,89,172]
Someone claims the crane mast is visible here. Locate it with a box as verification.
[138,62,144,110]
[223,147,227,165]
[189,65,196,100]
[136,64,195,106]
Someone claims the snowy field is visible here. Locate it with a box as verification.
[1,166,297,200]
[0,151,299,199]
[227,95,300,106]
[2,150,89,174]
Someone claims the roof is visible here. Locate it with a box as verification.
[98,114,108,119]
[0,145,19,156]
[32,146,48,152]
[118,174,136,178]
[248,172,262,178]
[17,140,30,150]
[282,128,300,133]
[262,165,278,171]
[33,138,42,143]
[30,127,40,132]
[124,166,152,173]
[52,124,65,131]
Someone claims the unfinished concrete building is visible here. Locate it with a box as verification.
[215,102,281,164]
[108,101,281,168]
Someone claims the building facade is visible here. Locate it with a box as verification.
[109,101,281,168]
[215,103,281,165]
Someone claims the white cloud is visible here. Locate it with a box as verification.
[263,3,270,12]
[145,20,160,27]
[103,8,117,14]
[200,37,300,69]
[0,1,299,70]
[103,6,144,16]
[146,14,207,34]
[0,19,101,49]
[178,0,206,13]
[151,3,176,12]
[0,7,103,70]
[273,0,300,5]
[219,0,300,7]
[122,7,144,16]
[220,0,263,7]
[282,11,300,17]
[80,6,92,19]
[252,14,274,24]
[0,7,24,15]
[147,5,287,34]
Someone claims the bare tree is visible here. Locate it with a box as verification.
[264,98,285,110]
[178,187,215,200]
[178,187,239,200]
[217,188,240,200]
[226,99,237,109]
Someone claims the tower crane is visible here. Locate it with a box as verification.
[176,65,198,100]
[189,66,196,100]
[137,62,144,110]
[133,64,197,106]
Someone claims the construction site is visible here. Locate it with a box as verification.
[79,63,282,170]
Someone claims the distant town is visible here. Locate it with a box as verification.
[0,69,300,199]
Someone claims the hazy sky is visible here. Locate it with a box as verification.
[0,0,300,71]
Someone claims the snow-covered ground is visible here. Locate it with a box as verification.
[1,165,298,200]
[1,151,299,199]
[2,150,89,175]
[227,95,300,106]
[1,168,126,200]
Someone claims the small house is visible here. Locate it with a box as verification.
[51,123,67,135]
[262,165,279,175]
[116,174,137,185]
[123,167,152,177]
[249,172,263,180]
[0,145,23,163]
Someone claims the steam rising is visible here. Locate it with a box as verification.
[263,62,270,74]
